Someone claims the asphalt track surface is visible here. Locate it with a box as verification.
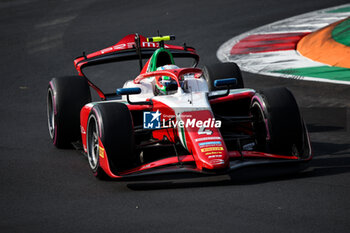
[1,0,350,232]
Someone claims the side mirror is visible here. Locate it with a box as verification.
[116,87,141,96]
[208,78,237,100]
[116,87,152,106]
[214,78,237,88]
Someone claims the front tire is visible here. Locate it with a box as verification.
[250,87,309,158]
[87,102,136,178]
[47,76,91,148]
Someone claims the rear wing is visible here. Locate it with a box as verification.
[73,34,199,76]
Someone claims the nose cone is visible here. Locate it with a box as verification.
[199,152,229,170]
[180,110,230,171]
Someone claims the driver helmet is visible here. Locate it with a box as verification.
[155,64,180,95]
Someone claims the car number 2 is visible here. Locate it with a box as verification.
[198,126,213,135]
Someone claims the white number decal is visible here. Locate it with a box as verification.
[198,126,213,135]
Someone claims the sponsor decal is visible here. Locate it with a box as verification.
[163,118,221,128]
[142,42,159,48]
[200,147,224,152]
[208,154,223,158]
[99,146,104,158]
[143,110,161,129]
[198,141,222,147]
[195,137,222,142]
[143,110,221,129]
[209,159,225,165]
[205,151,223,156]
[102,42,170,54]
[163,114,193,118]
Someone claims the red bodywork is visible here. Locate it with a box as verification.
[75,34,312,178]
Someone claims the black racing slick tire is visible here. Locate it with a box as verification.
[86,102,136,178]
[47,76,91,148]
[250,87,310,158]
[202,62,244,91]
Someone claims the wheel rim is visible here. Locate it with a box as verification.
[251,101,268,150]
[87,115,99,170]
[47,88,55,139]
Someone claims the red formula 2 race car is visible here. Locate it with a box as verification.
[47,34,312,179]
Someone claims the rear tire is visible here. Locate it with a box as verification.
[202,62,244,91]
[87,102,136,178]
[47,76,91,148]
[250,87,308,157]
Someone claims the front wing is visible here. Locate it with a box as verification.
[105,150,312,178]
